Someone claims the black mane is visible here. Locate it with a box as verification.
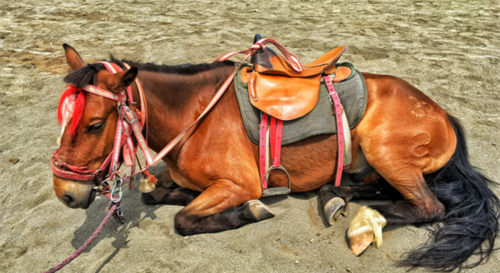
[64,63,104,88]
[64,57,234,88]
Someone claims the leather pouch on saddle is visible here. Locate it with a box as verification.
[244,45,351,121]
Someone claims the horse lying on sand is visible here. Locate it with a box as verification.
[51,42,499,271]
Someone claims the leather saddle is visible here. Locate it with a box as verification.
[240,38,352,120]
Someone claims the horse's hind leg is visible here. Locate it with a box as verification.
[341,73,457,256]
[174,180,274,235]
[348,170,446,255]
[319,180,403,225]
[141,169,200,206]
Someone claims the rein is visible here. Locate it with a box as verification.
[43,204,118,273]
[51,61,151,212]
[52,38,309,210]
[52,38,302,202]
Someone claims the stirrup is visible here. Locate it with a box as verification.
[262,165,291,197]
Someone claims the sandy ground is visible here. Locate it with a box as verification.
[1,0,499,272]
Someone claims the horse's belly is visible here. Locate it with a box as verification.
[169,167,204,192]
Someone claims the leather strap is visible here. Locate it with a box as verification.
[151,42,289,165]
[100,62,134,106]
[259,114,285,189]
[323,75,345,187]
[259,113,269,188]
[123,135,135,167]
[51,150,113,181]
[269,116,283,167]
[55,40,304,197]
[82,85,119,101]
[53,62,146,184]
[123,63,147,128]
[55,57,251,185]
[123,106,154,165]
[215,38,303,73]
[341,110,352,169]
[109,93,127,175]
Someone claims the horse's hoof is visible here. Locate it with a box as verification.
[141,187,168,205]
[347,206,386,255]
[141,192,157,205]
[349,230,374,256]
[245,199,275,221]
[323,197,347,225]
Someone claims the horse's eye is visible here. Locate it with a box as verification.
[88,122,104,132]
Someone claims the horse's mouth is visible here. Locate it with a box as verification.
[81,188,97,209]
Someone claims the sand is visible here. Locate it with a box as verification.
[1,0,499,272]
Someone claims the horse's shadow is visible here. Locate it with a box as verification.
[71,165,405,269]
[70,163,169,256]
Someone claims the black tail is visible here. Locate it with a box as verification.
[400,114,500,271]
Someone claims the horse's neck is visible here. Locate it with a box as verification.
[138,67,232,153]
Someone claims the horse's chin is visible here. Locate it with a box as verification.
[77,189,96,209]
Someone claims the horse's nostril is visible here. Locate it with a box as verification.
[63,194,74,206]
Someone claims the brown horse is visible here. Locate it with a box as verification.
[52,44,499,271]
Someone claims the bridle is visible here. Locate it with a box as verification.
[51,61,152,209]
[51,39,303,218]
[44,39,319,273]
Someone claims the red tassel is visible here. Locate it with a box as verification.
[144,170,158,184]
[57,85,86,136]
[69,92,85,136]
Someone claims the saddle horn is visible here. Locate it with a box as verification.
[251,34,277,68]
[254,33,262,53]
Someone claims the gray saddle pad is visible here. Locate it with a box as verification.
[234,64,368,145]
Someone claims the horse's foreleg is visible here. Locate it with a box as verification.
[174,180,274,235]
[141,169,200,206]
[319,181,403,225]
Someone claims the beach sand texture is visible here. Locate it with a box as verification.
[1,0,499,272]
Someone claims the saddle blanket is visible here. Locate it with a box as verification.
[234,63,368,145]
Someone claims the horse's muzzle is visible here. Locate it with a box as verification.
[53,175,97,209]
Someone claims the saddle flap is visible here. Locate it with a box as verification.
[249,72,322,121]
[329,65,352,81]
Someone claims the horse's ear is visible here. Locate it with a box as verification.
[63,44,85,70]
[121,67,139,88]
[105,67,139,93]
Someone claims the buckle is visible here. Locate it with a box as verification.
[123,107,138,124]
[107,202,125,224]
[321,72,336,83]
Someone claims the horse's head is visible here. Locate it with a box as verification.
[52,45,138,209]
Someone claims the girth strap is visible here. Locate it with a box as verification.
[269,116,284,168]
[323,75,345,187]
[259,113,269,188]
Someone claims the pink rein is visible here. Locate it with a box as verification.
[43,204,117,273]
